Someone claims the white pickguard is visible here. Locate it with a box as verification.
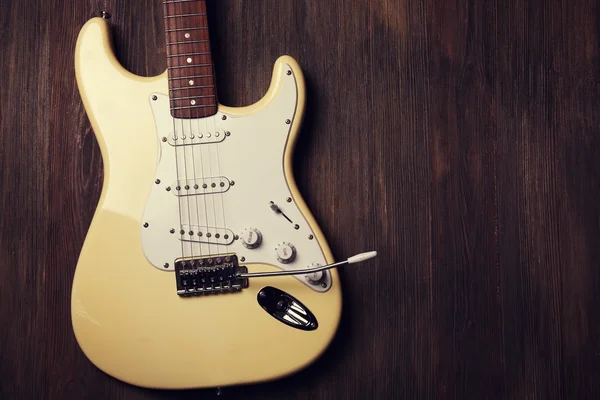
[141,65,331,292]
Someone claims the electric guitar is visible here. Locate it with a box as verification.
[72,0,374,389]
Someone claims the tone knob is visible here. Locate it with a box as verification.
[276,242,296,264]
[306,263,325,285]
[241,228,262,249]
[306,271,324,285]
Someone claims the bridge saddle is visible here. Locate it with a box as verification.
[175,254,248,297]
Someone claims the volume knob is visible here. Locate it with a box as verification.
[276,242,296,264]
[241,228,262,249]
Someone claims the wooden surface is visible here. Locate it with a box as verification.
[1,0,600,398]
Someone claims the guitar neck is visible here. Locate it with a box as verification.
[163,0,218,119]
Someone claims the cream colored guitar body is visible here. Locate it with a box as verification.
[72,18,341,389]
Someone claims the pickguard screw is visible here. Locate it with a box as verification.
[230,181,235,186]
[222,115,227,120]
[286,197,292,202]
[166,186,171,192]
[164,263,169,269]
[294,224,300,230]
[240,257,246,262]
[308,234,314,240]
[170,229,175,234]
[162,137,167,142]
[287,70,292,75]
[143,222,149,228]
[234,235,239,240]
[152,95,158,101]
[155,179,161,184]
[285,119,291,124]
[225,131,231,137]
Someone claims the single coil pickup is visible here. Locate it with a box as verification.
[179,225,235,245]
[175,255,248,296]
[171,176,231,196]
[167,126,227,147]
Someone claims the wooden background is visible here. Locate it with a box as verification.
[2,0,600,398]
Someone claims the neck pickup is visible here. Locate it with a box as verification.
[163,0,218,119]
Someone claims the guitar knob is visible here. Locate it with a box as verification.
[306,271,324,285]
[241,228,262,249]
[276,242,296,264]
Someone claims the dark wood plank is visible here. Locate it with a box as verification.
[2,0,600,398]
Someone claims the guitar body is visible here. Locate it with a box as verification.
[72,18,341,389]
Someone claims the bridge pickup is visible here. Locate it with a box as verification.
[172,176,231,196]
[180,225,235,245]
[175,255,248,296]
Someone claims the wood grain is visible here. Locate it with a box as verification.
[2,0,600,398]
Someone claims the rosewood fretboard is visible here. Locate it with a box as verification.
[163,0,217,119]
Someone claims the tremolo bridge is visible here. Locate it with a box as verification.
[175,254,248,297]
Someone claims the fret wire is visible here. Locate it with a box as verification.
[166,27,208,32]
[166,40,209,45]
[173,104,215,110]
[170,94,217,101]
[165,13,206,18]
[167,52,211,58]
[169,85,215,91]
[168,74,212,81]
[164,0,199,3]
[168,63,212,70]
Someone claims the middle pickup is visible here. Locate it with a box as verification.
[171,176,232,196]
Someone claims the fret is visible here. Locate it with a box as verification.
[170,94,216,101]
[169,85,217,98]
[165,13,206,19]
[172,104,214,110]
[167,52,210,58]
[169,85,214,91]
[164,0,216,119]
[166,40,209,46]
[166,27,207,33]
[169,74,212,81]
[169,64,212,70]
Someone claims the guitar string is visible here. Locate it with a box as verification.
[211,80,229,258]
[203,0,228,259]
[165,0,186,266]
[176,0,194,263]
[195,1,212,258]
[182,0,203,261]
